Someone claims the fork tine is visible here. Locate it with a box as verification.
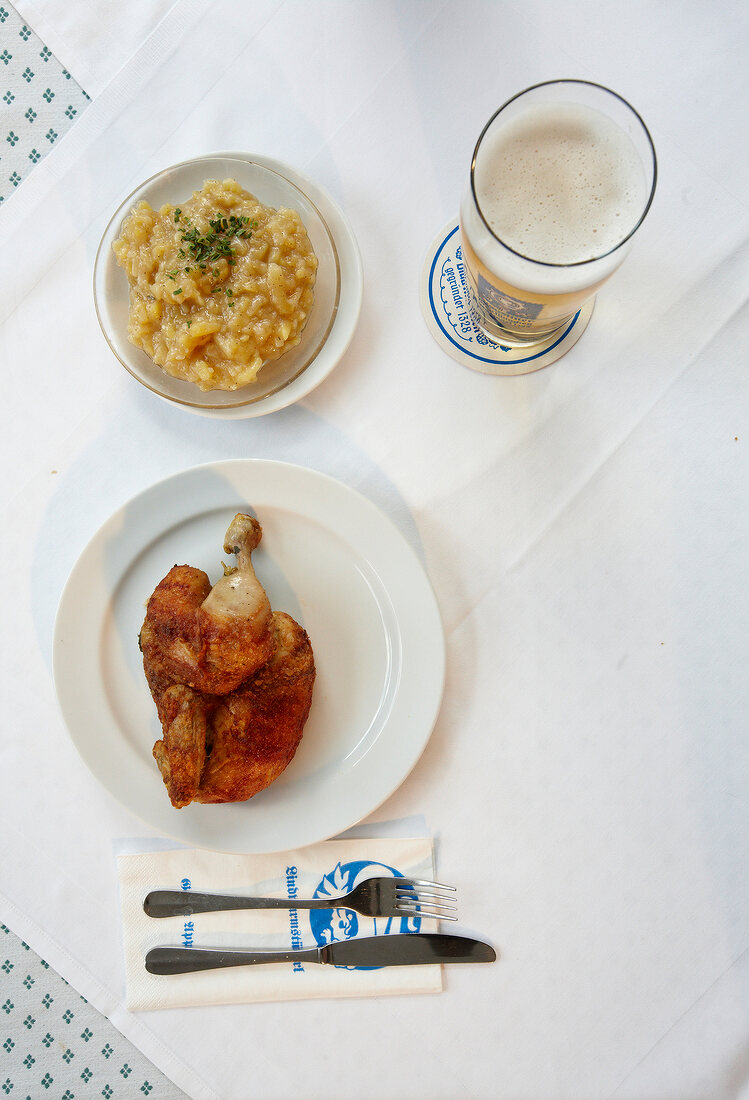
[394,887,458,905]
[392,878,456,891]
[395,905,459,922]
[395,900,458,916]
[396,899,458,914]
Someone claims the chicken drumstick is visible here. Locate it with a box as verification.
[140,513,274,698]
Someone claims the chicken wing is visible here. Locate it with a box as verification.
[150,684,209,808]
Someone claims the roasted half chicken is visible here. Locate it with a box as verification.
[140,514,315,808]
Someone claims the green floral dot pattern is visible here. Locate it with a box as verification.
[0,1,90,204]
[0,923,187,1098]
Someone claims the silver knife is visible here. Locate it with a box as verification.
[145,933,496,974]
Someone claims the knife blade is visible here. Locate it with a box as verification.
[145,933,496,975]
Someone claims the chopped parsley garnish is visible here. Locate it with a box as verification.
[172,210,257,277]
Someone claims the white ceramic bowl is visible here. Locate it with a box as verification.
[94,154,362,418]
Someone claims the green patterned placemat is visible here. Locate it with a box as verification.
[1,922,187,1099]
[0,1,90,204]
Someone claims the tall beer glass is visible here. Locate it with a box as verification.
[460,80,657,360]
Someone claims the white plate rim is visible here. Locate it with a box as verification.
[94,152,363,419]
[53,460,445,853]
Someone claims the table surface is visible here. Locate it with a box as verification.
[1,2,748,1098]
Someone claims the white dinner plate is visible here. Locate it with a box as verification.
[53,461,445,853]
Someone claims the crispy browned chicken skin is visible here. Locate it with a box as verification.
[141,515,315,808]
[140,514,274,697]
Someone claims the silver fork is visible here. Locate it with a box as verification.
[143,877,457,922]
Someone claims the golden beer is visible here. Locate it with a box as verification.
[460,80,657,351]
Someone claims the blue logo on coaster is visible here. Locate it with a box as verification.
[421,223,588,372]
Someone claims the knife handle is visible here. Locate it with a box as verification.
[145,946,320,974]
[143,890,321,918]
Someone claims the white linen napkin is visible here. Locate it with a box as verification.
[119,838,443,1010]
[13,0,179,98]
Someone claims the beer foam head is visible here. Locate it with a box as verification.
[474,102,649,265]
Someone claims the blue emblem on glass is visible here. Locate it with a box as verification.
[477,273,543,322]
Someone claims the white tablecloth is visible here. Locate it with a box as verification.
[1,2,748,1098]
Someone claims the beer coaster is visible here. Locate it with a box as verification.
[420,223,594,375]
